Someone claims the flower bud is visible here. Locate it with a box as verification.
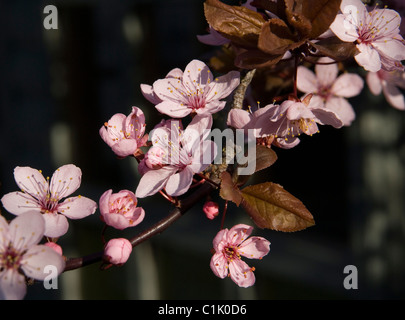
[145,146,166,169]
[103,238,132,265]
[44,241,63,255]
[203,201,219,220]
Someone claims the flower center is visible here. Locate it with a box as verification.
[0,245,22,271]
[224,245,241,262]
[110,196,135,215]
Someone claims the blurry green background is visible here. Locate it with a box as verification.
[0,0,404,300]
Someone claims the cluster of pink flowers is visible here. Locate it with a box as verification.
[1,0,404,298]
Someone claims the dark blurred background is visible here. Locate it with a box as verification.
[0,0,404,300]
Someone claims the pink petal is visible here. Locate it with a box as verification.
[42,213,69,238]
[228,259,256,288]
[100,113,126,147]
[239,236,270,259]
[296,66,318,93]
[58,196,97,219]
[20,245,65,281]
[8,212,45,251]
[315,57,338,87]
[164,166,194,196]
[227,224,253,246]
[182,114,213,153]
[155,100,191,118]
[286,102,315,120]
[195,100,226,116]
[355,43,382,72]
[49,164,82,199]
[189,140,217,173]
[13,166,48,200]
[329,14,359,42]
[1,191,41,216]
[0,269,27,300]
[324,97,356,126]
[382,82,405,110]
[135,166,177,198]
[210,253,228,279]
[227,109,253,129]
[331,73,364,97]
[101,212,130,230]
[0,215,9,250]
[204,70,240,101]
[373,38,405,62]
[311,105,345,128]
[140,84,162,105]
[99,189,113,215]
[166,68,184,79]
[366,72,383,95]
[212,228,227,252]
[111,139,138,157]
[126,107,146,136]
[183,60,213,90]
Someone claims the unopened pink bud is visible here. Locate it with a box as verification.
[203,201,219,220]
[44,242,63,255]
[104,238,132,265]
[145,146,166,169]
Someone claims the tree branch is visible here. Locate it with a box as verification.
[63,182,214,272]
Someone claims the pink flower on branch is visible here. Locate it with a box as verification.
[330,0,405,72]
[0,212,65,300]
[147,59,240,118]
[99,189,145,230]
[100,106,148,158]
[135,115,217,198]
[366,69,405,110]
[1,164,97,238]
[103,238,132,266]
[297,57,364,126]
[210,224,270,288]
[227,96,344,149]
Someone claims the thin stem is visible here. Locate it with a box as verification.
[63,182,214,272]
[220,200,228,230]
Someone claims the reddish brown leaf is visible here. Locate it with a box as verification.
[301,0,342,38]
[258,19,297,55]
[284,0,312,37]
[309,36,359,61]
[235,48,285,69]
[240,182,315,232]
[204,0,266,48]
[219,171,242,206]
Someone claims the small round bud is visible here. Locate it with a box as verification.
[203,201,219,220]
[145,146,166,169]
[103,238,132,265]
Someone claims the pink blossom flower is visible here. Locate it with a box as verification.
[227,96,343,149]
[297,57,364,126]
[135,115,217,198]
[100,106,148,158]
[149,59,240,118]
[366,69,405,110]
[330,0,405,72]
[210,224,270,288]
[103,238,132,265]
[203,201,219,220]
[1,164,97,238]
[0,212,65,300]
[99,189,145,230]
